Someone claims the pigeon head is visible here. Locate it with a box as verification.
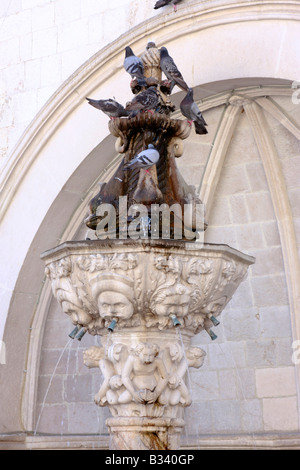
[125,46,134,57]
[148,144,155,149]
[160,47,168,57]
[186,88,194,100]
[146,41,156,49]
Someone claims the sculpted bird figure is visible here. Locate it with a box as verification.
[86,98,130,118]
[123,144,160,171]
[123,46,147,87]
[125,86,159,115]
[180,88,208,135]
[160,46,189,93]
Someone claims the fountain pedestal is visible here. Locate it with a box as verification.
[41,239,254,450]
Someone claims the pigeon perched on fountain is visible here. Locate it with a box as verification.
[124,46,147,87]
[180,88,208,135]
[125,86,159,115]
[86,97,130,118]
[123,144,160,171]
[154,0,183,11]
[160,47,189,93]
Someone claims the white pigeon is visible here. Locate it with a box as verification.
[123,144,160,171]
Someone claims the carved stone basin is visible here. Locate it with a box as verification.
[41,239,254,450]
[42,239,254,336]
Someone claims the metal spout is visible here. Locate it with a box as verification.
[209,315,220,327]
[108,319,117,332]
[169,314,181,327]
[76,328,87,341]
[206,328,218,341]
[69,325,81,339]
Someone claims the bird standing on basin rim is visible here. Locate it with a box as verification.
[125,86,159,115]
[86,97,130,119]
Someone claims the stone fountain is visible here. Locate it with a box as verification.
[41,43,255,450]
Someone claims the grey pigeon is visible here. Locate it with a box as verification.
[86,97,130,118]
[180,88,208,135]
[124,46,147,87]
[126,86,159,115]
[160,46,189,93]
[123,144,160,171]
[154,0,183,10]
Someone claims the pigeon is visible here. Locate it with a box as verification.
[160,47,189,93]
[126,86,159,115]
[124,46,147,87]
[154,0,183,11]
[180,88,208,135]
[86,97,130,118]
[123,144,160,171]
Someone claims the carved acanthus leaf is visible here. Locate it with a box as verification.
[45,257,72,279]
[77,253,138,273]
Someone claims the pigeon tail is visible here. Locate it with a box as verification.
[194,121,208,135]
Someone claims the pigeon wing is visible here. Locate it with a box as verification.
[194,121,208,135]
[126,88,158,112]
[190,101,207,126]
[103,100,122,114]
[124,56,143,76]
[161,57,189,91]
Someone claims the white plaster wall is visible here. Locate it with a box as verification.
[0,0,163,168]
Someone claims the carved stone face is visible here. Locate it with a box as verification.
[98,291,134,320]
[154,293,190,317]
[139,347,156,365]
[61,300,92,325]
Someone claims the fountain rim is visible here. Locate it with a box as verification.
[40,239,255,265]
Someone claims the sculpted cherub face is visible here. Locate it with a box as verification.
[139,347,156,365]
[135,343,159,364]
[98,291,134,320]
[154,293,190,317]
